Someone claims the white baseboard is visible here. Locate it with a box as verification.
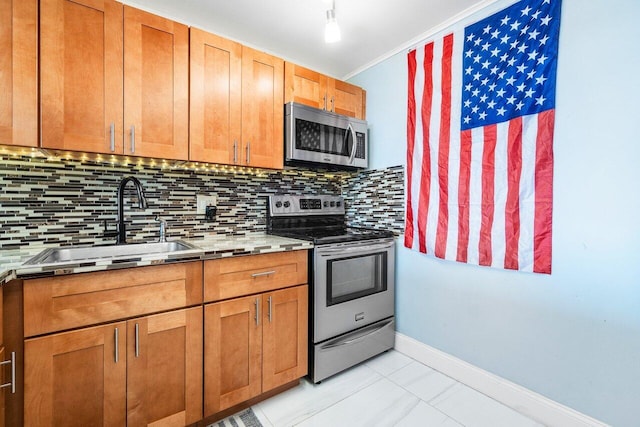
[394,332,608,427]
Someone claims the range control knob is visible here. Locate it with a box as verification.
[283,201,291,208]
[336,201,342,207]
[275,201,282,208]
[323,201,329,207]
[330,201,336,207]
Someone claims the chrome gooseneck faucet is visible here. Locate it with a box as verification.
[116,176,148,244]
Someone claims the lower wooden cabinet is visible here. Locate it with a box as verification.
[0,346,5,427]
[24,307,203,426]
[204,285,307,416]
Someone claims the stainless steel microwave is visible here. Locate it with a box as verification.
[284,102,368,169]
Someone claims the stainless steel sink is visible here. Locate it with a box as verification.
[24,240,201,265]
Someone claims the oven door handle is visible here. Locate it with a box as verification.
[317,240,394,256]
[319,318,394,350]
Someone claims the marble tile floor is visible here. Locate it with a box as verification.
[249,350,544,427]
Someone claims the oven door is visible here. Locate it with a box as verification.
[313,238,395,342]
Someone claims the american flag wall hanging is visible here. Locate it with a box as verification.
[404,0,562,274]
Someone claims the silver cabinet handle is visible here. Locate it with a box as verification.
[0,351,16,394]
[323,94,327,111]
[251,270,275,278]
[268,296,272,323]
[114,327,119,363]
[246,141,250,165]
[233,140,238,164]
[135,323,140,357]
[110,122,115,152]
[254,298,260,326]
[330,96,335,112]
[130,125,135,153]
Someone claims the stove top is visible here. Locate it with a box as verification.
[266,194,394,245]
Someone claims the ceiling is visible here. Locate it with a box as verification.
[124,0,495,80]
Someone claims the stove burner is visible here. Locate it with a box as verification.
[266,194,394,245]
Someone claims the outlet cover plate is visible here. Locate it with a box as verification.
[196,195,217,214]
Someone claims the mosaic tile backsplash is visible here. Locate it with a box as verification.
[0,152,404,250]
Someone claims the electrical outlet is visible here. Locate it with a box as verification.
[196,195,217,214]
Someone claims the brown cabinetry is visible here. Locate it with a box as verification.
[284,62,366,119]
[0,0,38,147]
[203,251,308,416]
[190,28,284,169]
[21,262,203,426]
[40,0,189,160]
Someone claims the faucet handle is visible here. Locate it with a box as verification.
[103,219,118,239]
[155,216,167,243]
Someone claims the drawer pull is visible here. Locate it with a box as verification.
[114,328,119,363]
[268,296,273,323]
[135,323,140,358]
[254,298,260,326]
[0,351,16,394]
[251,270,275,278]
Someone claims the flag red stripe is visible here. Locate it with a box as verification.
[534,109,554,273]
[404,50,417,249]
[457,129,472,263]
[504,117,523,270]
[478,125,497,266]
[435,34,454,259]
[417,43,435,253]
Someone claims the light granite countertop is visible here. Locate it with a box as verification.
[0,233,313,285]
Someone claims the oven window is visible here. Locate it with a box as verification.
[327,252,387,306]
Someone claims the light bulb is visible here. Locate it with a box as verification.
[325,9,341,43]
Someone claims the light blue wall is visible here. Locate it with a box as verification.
[350,0,640,425]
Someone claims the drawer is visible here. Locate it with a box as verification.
[204,250,308,302]
[23,261,203,337]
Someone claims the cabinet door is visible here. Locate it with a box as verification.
[24,322,127,426]
[262,285,308,392]
[190,28,242,165]
[0,0,37,147]
[40,0,123,153]
[0,346,4,427]
[204,295,261,416]
[127,307,203,427]
[241,46,284,169]
[124,6,188,160]
[329,79,365,119]
[284,62,328,110]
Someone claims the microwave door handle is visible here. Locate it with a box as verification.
[346,123,357,164]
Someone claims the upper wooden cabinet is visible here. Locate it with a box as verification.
[190,28,283,169]
[123,6,189,160]
[40,0,123,153]
[189,28,242,165]
[40,0,189,160]
[284,62,366,119]
[0,0,38,147]
[241,46,284,169]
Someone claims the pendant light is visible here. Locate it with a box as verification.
[325,0,341,43]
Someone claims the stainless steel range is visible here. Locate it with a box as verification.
[267,194,395,383]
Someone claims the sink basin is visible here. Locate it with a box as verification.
[24,240,201,265]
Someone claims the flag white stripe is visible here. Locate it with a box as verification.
[519,113,538,272]
[467,126,484,265]
[445,30,464,261]
[491,121,509,268]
